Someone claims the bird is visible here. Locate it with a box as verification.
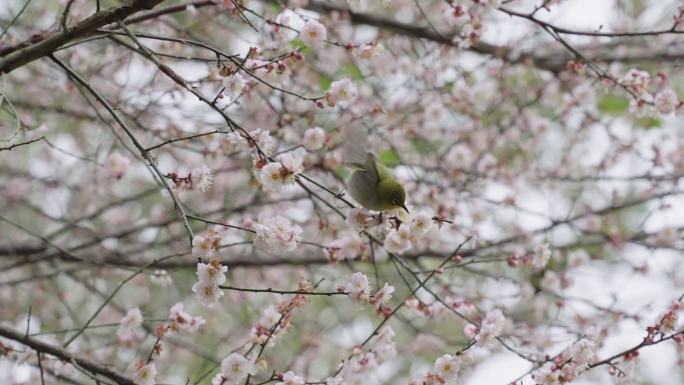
[343,127,409,213]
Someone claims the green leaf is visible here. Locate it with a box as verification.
[411,137,437,154]
[635,116,662,128]
[378,149,400,167]
[290,39,312,55]
[319,75,332,91]
[598,94,629,114]
[343,64,364,80]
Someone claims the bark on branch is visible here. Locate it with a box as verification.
[306,1,569,72]
[0,0,166,74]
[0,324,136,385]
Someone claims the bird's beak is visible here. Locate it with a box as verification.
[401,203,409,213]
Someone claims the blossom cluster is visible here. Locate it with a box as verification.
[342,272,395,315]
[618,68,683,117]
[211,353,256,385]
[192,257,228,308]
[254,215,303,254]
[409,353,463,385]
[532,339,598,385]
[347,208,435,255]
[325,326,397,385]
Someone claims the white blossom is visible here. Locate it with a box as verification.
[192,281,224,307]
[327,78,358,106]
[371,282,394,309]
[254,216,302,254]
[346,272,371,303]
[347,208,374,230]
[105,152,130,179]
[191,164,213,192]
[434,354,460,383]
[150,269,173,286]
[300,20,327,49]
[409,211,433,238]
[223,73,246,100]
[169,302,206,333]
[475,309,506,344]
[196,258,228,286]
[119,308,143,331]
[192,233,220,259]
[654,88,678,114]
[532,366,561,385]
[384,224,412,254]
[219,353,256,382]
[250,128,277,155]
[276,371,305,385]
[132,363,156,385]
[223,132,248,153]
[532,243,551,270]
[303,127,326,151]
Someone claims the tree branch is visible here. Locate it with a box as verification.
[0,324,136,385]
[0,0,166,73]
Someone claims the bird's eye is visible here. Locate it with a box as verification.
[392,199,398,204]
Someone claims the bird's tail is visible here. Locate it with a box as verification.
[342,126,369,169]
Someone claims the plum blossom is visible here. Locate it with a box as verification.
[327,233,366,261]
[258,150,304,191]
[105,152,130,179]
[347,208,375,230]
[223,73,246,100]
[434,354,460,383]
[370,282,394,311]
[249,304,282,344]
[345,272,371,303]
[630,92,654,117]
[196,258,228,286]
[357,42,386,61]
[117,308,144,343]
[192,281,224,307]
[620,68,650,93]
[654,88,679,114]
[532,366,561,385]
[193,257,228,308]
[249,128,277,155]
[211,353,255,384]
[192,231,222,259]
[299,19,327,49]
[469,309,506,345]
[445,3,469,25]
[254,216,302,253]
[326,78,358,106]
[568,249,590,267]
[569,339,597,368]
[132,363,156,385]
[384,223,413,254]
[409,211,433,238]
[150,269,173,286]
[342,326,396,378]
[532,243,551,270]
[223,132,248,153]
[191,164,214,192]
[657,300,681,332]
[302,126,326,151]
[120,307,143,330]
[168,303,206,333]
[276,371,305,385]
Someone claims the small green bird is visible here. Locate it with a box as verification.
[343,128,409,213]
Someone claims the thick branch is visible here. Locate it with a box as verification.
[0,324,135,385]
[0,0,165,73]
[306,1,568,72]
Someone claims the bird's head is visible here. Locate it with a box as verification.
[379,179,409,213]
